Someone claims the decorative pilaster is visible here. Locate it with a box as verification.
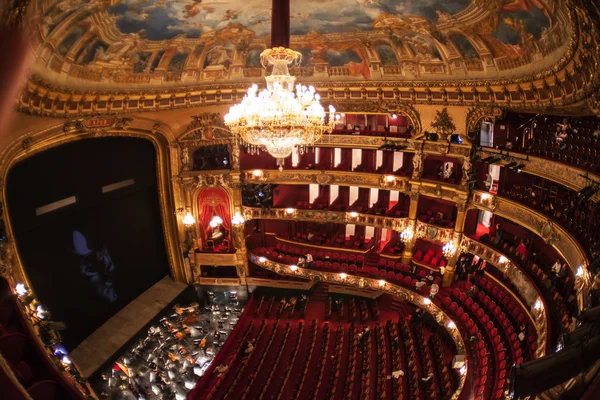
[442,202,468,287]
[401,190,420,264]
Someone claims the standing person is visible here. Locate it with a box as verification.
[484,173,493,191]
[492,223,503,246]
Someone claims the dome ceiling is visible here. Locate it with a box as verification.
[31,0,570,89]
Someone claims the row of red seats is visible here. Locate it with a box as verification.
[437,291,498,400]
[302,323,331,399]
[413,248,448,268]
[322,326,344,399]
[0,278,85,400]
[272,244,367,265]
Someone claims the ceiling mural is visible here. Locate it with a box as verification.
[29,0,570,89]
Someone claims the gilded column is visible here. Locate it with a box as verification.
[442,202,468,287]
[229,142,248,282]
[401,190,420,264]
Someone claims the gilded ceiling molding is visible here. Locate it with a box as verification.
[250,253,467,395]
[470,191,589,293]
[242,206,409,233]
[0,119,186,287]
[19,1,600,117]
[460,236,548,358]
[376,100,422,134]
[465,106,505,133]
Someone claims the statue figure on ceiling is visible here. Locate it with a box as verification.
[206,45,231,68]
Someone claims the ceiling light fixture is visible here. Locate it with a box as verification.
[225,48,336,170]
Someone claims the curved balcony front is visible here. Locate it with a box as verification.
[470,190,590,307]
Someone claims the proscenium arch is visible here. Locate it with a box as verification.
[0,123,185,289]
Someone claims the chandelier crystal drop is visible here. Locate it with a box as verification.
[224,47,336,169]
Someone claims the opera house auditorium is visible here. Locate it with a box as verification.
[2,0,600,399]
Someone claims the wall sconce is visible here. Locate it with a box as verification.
[534,299,542,311]
[285,208,295,215]
[15,283,28,296]
[447,321,456,329]
[232,212,245,226]
[182,211,196,226]
[400,227,414,243]
[499,256,508,264]
[340,273,347,279]
[378,280,386,287]
[258,257,266,263]
[423,297,432,305]
[36,304,48,320]
[442,241,457,257]
[290,265,298,272]
[209,216,223,228]
[252,170,263,177]
[576,265,585,277]
[349,211,358,218]
[385,175,395,183]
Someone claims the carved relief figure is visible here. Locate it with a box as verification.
[412,151,422,178]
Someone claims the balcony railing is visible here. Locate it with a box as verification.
[242,206,409,232]
[460,236,548,358]
[470,190,590,308]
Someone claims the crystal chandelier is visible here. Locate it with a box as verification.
[224,47,336,169]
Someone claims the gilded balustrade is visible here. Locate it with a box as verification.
[242,206,409,232]
[460,236,548,358]
[479,148,600,200]
[249,253,467,400]
[242,168,411,192]
[470,190,590,308]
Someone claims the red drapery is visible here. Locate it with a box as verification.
[197,188,232,251]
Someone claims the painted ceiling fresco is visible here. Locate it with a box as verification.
[30,0,570,88]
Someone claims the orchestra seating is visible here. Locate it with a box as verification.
[188,288,459,400]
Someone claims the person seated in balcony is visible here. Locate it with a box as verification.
[593,123,600,139]
[214,363,229,375]
[550,259,562,278]
[436,165,444,180]
[443,164,453,180]
[517,324,526,343]
[492,223,504,246]
[505,139,513,150]
[298,256,306,268]
[429,283,439,299]
[305,253,314,268]
[516,239,529,257]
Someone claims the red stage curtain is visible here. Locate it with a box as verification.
[197,188,231,251]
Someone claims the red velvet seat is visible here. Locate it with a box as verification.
[27,380,58,400]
